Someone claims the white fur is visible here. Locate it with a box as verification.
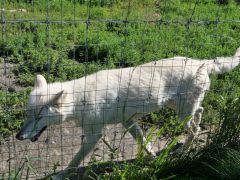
[17,47,240,176]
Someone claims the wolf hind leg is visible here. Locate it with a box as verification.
[181,106,204,150]
[176,93,204,149]
[192,106,203,134]
[183,107,203,151]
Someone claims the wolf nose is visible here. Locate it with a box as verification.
[16,133,24,140]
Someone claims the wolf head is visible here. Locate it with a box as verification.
[16,75,68,142]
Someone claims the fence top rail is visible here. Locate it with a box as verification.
[0,19,240,24]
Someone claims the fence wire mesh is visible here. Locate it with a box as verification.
[0,0,240,179]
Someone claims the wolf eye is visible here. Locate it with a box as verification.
[49,105,59,113]
[52,104,59,109]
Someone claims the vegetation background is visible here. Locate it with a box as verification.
[0,0,239,179]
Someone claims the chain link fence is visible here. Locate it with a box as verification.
[0,0,239,179]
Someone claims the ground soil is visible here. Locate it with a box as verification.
[0,60,24,92]
[0,121,210,179]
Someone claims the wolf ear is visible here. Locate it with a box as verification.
[51,90,67,106]
[35,75,47,88]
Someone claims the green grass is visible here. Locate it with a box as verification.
[1,0,240,85]
[0,89,29,140]
[98,147,240,180]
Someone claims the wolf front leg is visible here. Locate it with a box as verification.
[53,125,103,180]
[122,119,156,156]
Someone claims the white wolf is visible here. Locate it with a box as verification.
[16,47,240,175]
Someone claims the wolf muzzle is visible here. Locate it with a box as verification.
[15,132,24,140]
[16,126,47,142]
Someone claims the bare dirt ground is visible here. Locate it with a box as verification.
[0,122,169,179]
[0,60,24,92]
[0,121,210,179]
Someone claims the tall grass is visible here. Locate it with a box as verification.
[99,95,240,180]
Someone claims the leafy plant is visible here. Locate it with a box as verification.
[0,90,29,139]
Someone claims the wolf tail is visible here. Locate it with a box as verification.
[204,47,240,74]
